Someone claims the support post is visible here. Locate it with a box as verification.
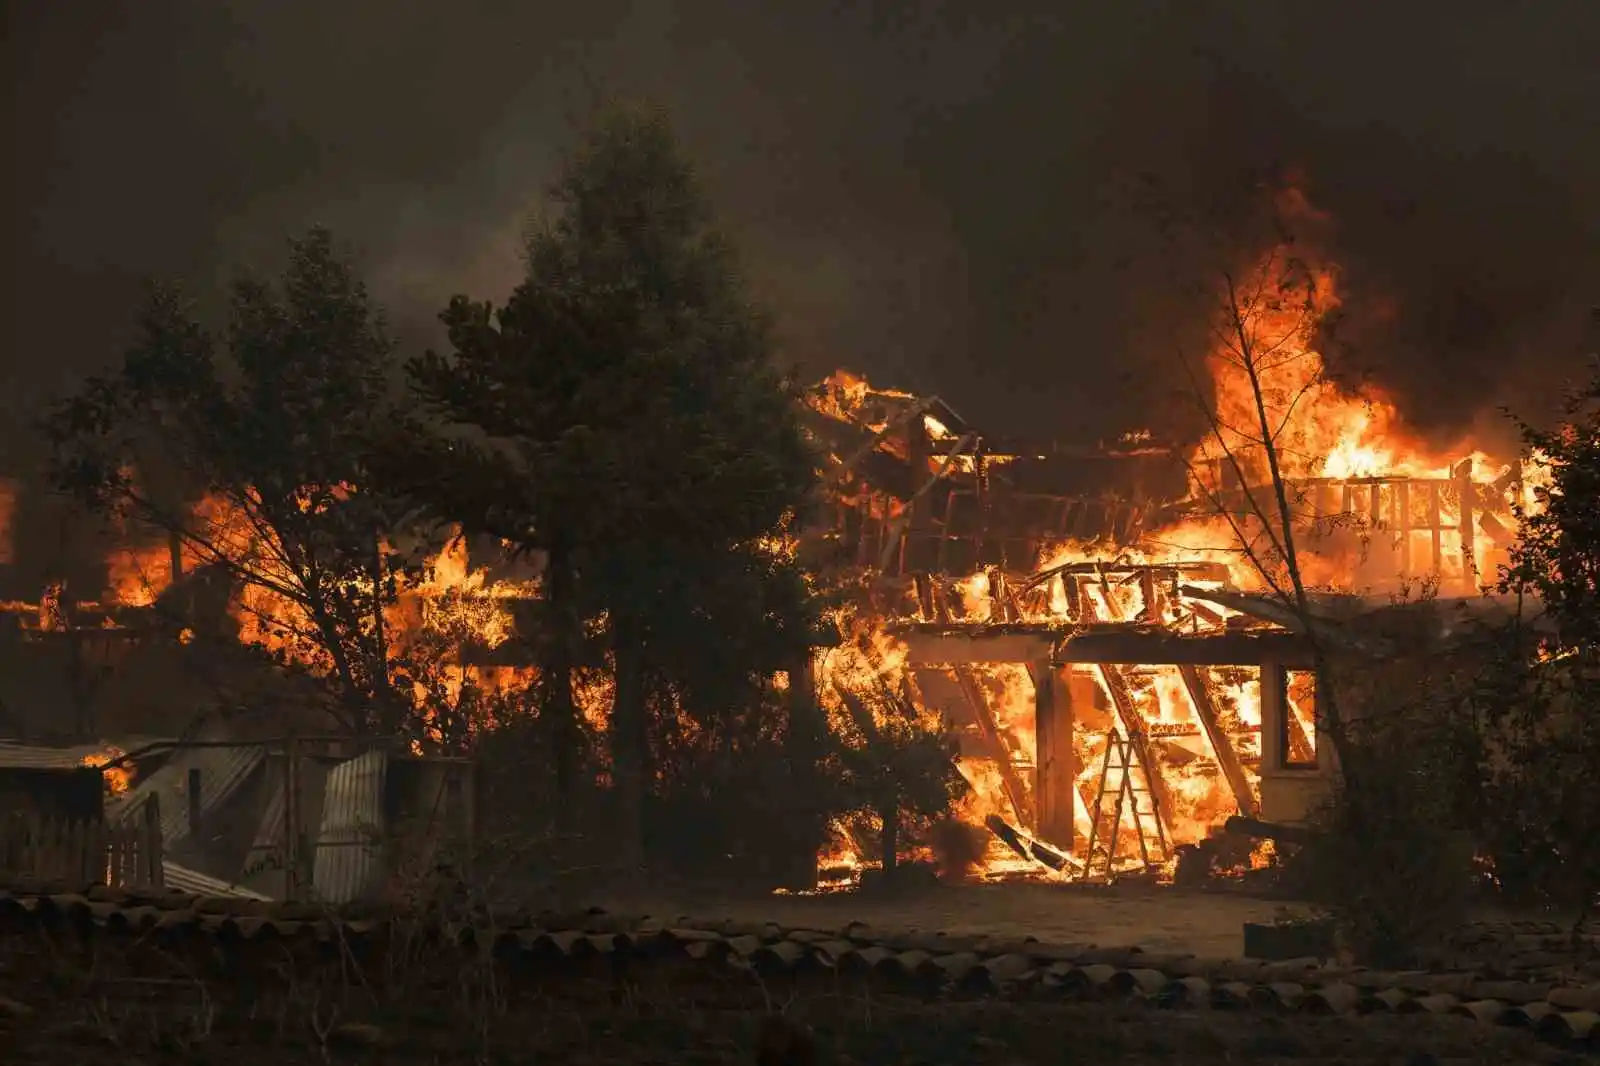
[186,767,202,841]
[1428,483,1444,575]
[1457,457,1476,593]
[283,737,302,902]
[1030,660,1076,848]
[783,651,822,891]
[1258,661,1285,771]
[142,794,164,890]
[1396,480,1412,577]
[1260,662,1312,769]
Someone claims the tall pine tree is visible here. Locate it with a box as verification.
[381,104,820,865]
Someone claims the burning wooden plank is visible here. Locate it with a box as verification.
[1176,664,1258,818]
[950,665,1035,829]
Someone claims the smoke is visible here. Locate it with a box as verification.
[6,1,1599,458]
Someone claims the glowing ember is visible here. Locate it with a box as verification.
[84,747,132,795]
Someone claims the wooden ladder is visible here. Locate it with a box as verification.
[1081,728,1170,880]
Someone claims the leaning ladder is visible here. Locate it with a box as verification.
[1080,728,1170,880]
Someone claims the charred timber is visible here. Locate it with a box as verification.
[1223,815,1315,846]
[1059,629,1317,668]
[893,621,1317,668]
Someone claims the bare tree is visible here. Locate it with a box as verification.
[1163,222,1359,774]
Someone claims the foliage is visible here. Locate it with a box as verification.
[646,679,831,883]
[1490,379,1600,921]
[374,101,823,862]
[1503,376,1600,650]
[1290,636,1482,964]
[45,229,415,736]
[820,635,969,873]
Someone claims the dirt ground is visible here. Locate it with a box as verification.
[604,880,1304,958]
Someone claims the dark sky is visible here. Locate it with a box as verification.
[6,1,1599,460]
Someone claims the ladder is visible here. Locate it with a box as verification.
[1080,728,1170,880]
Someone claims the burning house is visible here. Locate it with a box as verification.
[799,242,1536,882]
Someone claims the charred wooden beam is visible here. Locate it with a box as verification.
[901,628,1060,667]
[1177,664,1258,818]
[950,664,1035,828]
[1396,480,1412,576]
[1456,457,1477,593]
[1224,815,1314,847]
[1479,509,1515,547]
[1176,585,1389,656]
[880,432,977,573]
[1026,560,1230,585]
[1058,630,1317,668]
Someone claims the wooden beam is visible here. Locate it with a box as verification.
[1428,483,1443,575]
[1176,664,1257,818]
[902,630,1058,666]
[1457,457,1477,593]
[1057,630,1317,668]
[1396,480,1412,576]
[950,665,1035,828]
[1260,663,1314,770]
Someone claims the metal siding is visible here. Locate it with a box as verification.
[311,749,388,904]
[161,860,272,900]
[237,756,332,899]
[111,742,266,849]
[238,776,288,898]
[0,737,171,769]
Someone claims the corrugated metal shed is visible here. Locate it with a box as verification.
[312,749,388,904]
[162,860,272,901]
[111,740,267,850]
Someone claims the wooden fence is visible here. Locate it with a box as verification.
[0,797,164,889]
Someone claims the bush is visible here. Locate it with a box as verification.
[1287,709,1478,966]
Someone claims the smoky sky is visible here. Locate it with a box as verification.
[6,0,1600,465]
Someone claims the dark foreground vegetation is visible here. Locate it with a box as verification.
[0,901,1578,1066]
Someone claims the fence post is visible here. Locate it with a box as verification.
[187,767,203,841]
[143,795,164,890]
[284,737,301,902]
[85,818,102,888]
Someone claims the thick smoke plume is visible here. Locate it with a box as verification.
[6,2,1598,458]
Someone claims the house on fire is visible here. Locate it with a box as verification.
[800,371,1528,865]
